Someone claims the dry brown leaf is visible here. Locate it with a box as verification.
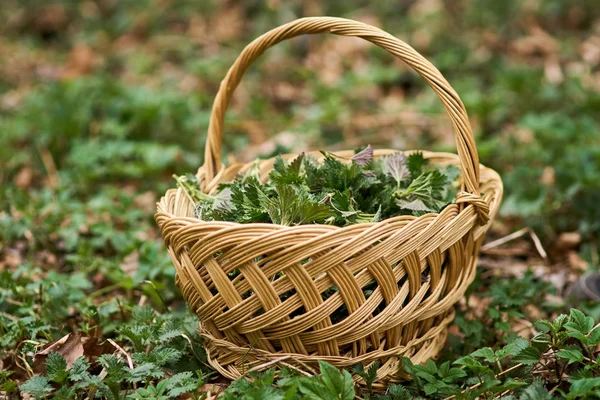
[33,333,85,375]
[33,333,116,376]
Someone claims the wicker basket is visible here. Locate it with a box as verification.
[156,17,503,385]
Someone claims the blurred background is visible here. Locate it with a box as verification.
[1,0,600,392]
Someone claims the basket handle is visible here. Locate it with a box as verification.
[203,17,483,203]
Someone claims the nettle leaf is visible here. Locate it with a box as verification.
[261,185,333,226]
[68,357,91,383]
[437,361,466,383]
[498,337,529,359]
[352,145,373,167]
[513,346,542,365]
[395,198,434,213]
[271,154,305,185]
[351,362,379,388]
[387,384,412,399]
[399,170,448,200]
[519,379,553,400]
[20,376,53,398]
[46,352,69,384]
[406,152,427,178]
[382,153,409,186]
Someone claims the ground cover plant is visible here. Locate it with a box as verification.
[2,0,600,398]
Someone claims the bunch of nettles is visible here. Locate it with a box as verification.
[176,146,461,227]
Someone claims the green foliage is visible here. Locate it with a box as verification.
[2,0,600,398]
[178,149,460,226]
[18,308,206,398]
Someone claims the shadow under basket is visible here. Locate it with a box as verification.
[155,17,503,386]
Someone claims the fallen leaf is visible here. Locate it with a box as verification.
[33,333,116,375]
[33,333,85,374]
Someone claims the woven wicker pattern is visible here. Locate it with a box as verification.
[155,17,503,385]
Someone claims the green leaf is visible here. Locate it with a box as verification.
[470,347,496,362]
[567,330,588,344]
[318,361,354,400]
[569,377,600,398]
[20,376,53,398]
[406,152,427,178]
[588,326,600,346]
[454,356,492,374]
[519,379,553,400]
[513,346,541,365]
[261,184,333,225]
[45,352,69,384]
[498,337,529,358]
[387,384,412,400]
[299,378,333,400]
[565,309,594,334]
[556,348,584,364]
[270,154,305,185]
[68,357,91,383]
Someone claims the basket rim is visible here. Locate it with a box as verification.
[156,149,502,233]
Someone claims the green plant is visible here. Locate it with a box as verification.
[177,147,460,226]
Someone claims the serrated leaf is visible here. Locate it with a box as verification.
[351,145,373,167]
[470,347,496,362]
[499,337,529,358]
[566,309,594,334]
[406,152,427,178]
[46,352,69,384]
[520,379,553,400]
[20,376,53,397]
[68,357,91,382]
[387,384,412,399]
[271,154,305,185]
[382,153,409,186]
[513,346,541,365]
[556,348,584,364]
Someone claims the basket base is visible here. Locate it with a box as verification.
[198,310,453,387]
